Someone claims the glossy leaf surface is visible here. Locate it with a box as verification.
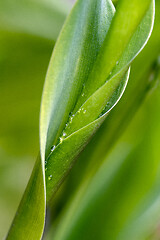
[41,0,154,201]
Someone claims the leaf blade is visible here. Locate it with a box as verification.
[6,157,45,240]
[42,0,155,202]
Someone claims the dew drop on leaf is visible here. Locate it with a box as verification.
[69,117,73,123]
[69,114,75,123]
[63,132,66,137]
[51,145,56,152]
[48,175,52,181]
[60,137,64,143]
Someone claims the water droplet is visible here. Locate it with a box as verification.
[78,108,81,113]
[63,132,66,137]
[69,117,73,123]
[51,145,55,152]
[83,110,86,114]
[45,167,47,171]
[69,114,75,123]
[116,61,119,65]
[70,115,74,122]
[45,160,47,165]
[48,175,52,181]
[60,137,64,143]
[82,93,85,97]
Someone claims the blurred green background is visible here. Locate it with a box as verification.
[0,0,160,239]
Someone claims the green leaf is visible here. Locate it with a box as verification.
[40,0,115,160]
[41,0,154,201]
[6,157,45,240]
[6,0,155,239]
[74,0,154,108]
[48,53,160,238]
[45,69,130,200]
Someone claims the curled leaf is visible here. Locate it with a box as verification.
[41,0,155,201]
